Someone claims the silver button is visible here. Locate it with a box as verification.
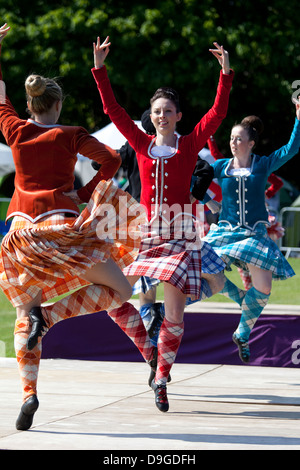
[152,185,155,189]
[164,185,168,189]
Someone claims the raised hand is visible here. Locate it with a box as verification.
[0,23,10,44]
[209,42,230,74]
[292,96,300,121]
[93,36,111,69]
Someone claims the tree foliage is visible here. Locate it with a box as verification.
[0,0,300,186]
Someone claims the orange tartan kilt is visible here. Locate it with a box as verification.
[0,180,146,307]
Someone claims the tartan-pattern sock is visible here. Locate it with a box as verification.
[155,318,184,385]
[108,302,154,362]
[14,317,42,403]
[235,286,270,341]
[237,268,253,290]
[42,285,122,328]
[220,277,246,306]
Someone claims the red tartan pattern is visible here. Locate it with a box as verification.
[155,318,184,385]
[108,302,154,362]
[44,285,122,328]
[123,223,202,299]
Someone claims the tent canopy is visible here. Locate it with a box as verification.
[92,121,143,150]
[0,142,14,177]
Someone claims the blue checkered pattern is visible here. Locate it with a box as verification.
[204,223,295,280]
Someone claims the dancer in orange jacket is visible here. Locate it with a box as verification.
[0,24,153,430]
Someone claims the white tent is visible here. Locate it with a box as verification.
[0,142,14,177]
[76,121,144,184]
[91,121,143,149]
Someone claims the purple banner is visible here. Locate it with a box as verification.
[41,310,300,368]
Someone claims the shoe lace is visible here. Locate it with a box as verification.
[157,385,168,403]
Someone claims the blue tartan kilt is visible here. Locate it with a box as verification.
[203,223,295,281]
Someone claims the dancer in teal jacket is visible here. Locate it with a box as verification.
[204,110,300,362]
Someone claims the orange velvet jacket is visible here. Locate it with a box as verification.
[0,47,121,223]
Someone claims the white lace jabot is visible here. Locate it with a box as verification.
[151,145,176,157]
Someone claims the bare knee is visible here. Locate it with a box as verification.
[117,279,133,304]
[253,282,271,296]
[248,265,272,296]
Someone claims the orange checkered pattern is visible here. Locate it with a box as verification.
[0,180,146,307]
[14,317,42,402]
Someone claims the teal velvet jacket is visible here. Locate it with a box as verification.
[210,118,300,231]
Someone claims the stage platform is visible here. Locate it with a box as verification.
[1,357,300,451]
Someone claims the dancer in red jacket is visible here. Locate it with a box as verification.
[92,35,234,411]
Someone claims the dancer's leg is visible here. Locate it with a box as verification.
[233,265,271,362]
[14,293,43,430]
[106,274,154,361]
[14,316,42,403]
[155,282,185,383]
[15,259,130,418]
[151,283,185,412]
[108,300,154,362]
[28,258,130,343]
[220,276,246,306]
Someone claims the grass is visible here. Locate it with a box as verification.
[0,258,299,358]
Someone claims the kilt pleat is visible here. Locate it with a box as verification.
[204,223,295,280]
[0,180,146,307]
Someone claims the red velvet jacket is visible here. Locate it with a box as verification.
[0,47,121,222]
[92,66,234,223]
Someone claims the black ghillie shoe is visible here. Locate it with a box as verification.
[151,380,169,412]
[15,394,39,431]
[232,333,250,363]
[147,303,164,339]
[27,306,47,351]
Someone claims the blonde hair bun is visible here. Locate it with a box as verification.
[25,75,47,97]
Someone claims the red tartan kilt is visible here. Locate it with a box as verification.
[123,223,202,299]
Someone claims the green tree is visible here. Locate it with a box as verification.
[0,0,299,187]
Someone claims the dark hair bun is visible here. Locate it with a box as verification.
[241,115,264,135]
